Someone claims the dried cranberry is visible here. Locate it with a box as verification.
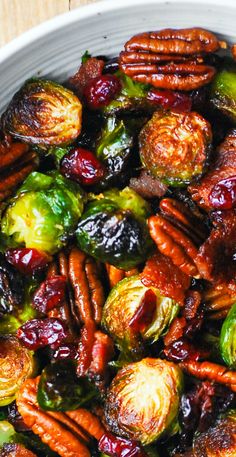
[147,88,192,112]
[129,289,156,332]
[32,275,67,314]
[61,147,105,185]
[184,310,204,339]
[7,402,30,432]
[84,74,121,109]
[52,343,79,360]
[17,318,68,350]
[208,175,236,210]
[164,338,208,363]
[99,432,147,457]
[5,248,51,274]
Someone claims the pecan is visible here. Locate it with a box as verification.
[0,140,38,203]
[105,263,139,288]
[203,283,236,320]
[180,360,236,392]
[69,247,105,325]
[163,317,187,346]
[119,28,221,90]
[16,377,105,457]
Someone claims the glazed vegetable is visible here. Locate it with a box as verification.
[220,302,236,368]
[104,73,149,114]
[0,336,35,406]
[102,275,179,357]
[139,110,212,185]
[76,187,153,269]
[0,421,17,447]
[0,254,24,317]
[192,410,236,456]
[1,79,82,147]
[210,68,236,123]
[37,360,98,411]
[105,358,183,445]
[1,172,84,254]
[96,117,133,184]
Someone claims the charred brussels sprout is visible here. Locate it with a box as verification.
[139,110,212,186]
[2,79,82,147]
[210,69,236,124]
[76,187,153,269]
[1,171,84,254]
[104,73,149,115]
[37,360,98,411]
[0,336,35,406]
[220,302,236,368]
[102,275,178,357]
[96,116,133,184]
[192,410,236,456]
[0,254,24,318]
[105,358,183,445]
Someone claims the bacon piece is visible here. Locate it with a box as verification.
[129,170,168,199]
[69,57,104,96]
[141,251,191,305]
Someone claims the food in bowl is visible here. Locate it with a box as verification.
[0,26,236,457]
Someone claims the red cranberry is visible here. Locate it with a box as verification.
[84,74,121,109]
[99,432,147,457]
[5,248,51,274]
[164,338,209,363]
[61,147,105,185]
[32,275,67,314]
[17,318,68,350]
[147,88,192,112]
[208,176,236,210]
[129,289,156,332]
[52,344,79,361]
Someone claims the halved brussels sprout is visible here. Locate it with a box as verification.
[0,421,17,447]
[2,79,82,147]
[192,410,236,456]
[76,187,153,269]
[0,254,24,318]
[105,358,183,445]
[1,171,84,254]
[96,116,133,184]
[37,360,98,411]
[210,68,236,124]
[220,302,236,368]
[0,336,35,406]
[104,73,149,115]
[102,275,179,357]
[139,110,212,186]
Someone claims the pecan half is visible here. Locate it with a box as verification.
[203,283,236,320]
[120,28,221,90]
[105,263,139,288]
[180,360,236,392]
[0,139,38,203]
[16,377,105,457]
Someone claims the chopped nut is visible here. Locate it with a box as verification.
[180,360,236,392]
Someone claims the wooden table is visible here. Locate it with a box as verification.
[0,0,99,47]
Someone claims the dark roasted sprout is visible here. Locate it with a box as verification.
[76,187,153,269]
[1,27,236,457]
[1,79,82,147]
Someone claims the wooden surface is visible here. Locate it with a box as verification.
[0,0,99,47]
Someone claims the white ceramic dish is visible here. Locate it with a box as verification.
[0,0,236,115]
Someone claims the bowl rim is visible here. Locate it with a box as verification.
[0,0,236,65]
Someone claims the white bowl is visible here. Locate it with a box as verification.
[0,0,235,114]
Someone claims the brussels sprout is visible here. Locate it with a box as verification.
[0,336,35,406]
[105,358,183,445]
[96,116,133,184]
[102,275,179,357]
[37,360,98,411]
[192,410,236,456]
[0,254,24,317]
[220,302,236,368]
[1,171,84,254]
[2,79,82,147]
[139,110,212,186]
[76,187,153,269]
[104,73,149,115]
[0,421,17,447]
[210,68,236,124]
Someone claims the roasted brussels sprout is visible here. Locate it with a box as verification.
[1,171,84,254]
[220,302,236,368]
[76,187,153,269]
[0,336,35,406]
[96,116,133,183]
[192,410,236,456]
[139,110,212,185]
[2,79,82,147]
[0,254,24,317]
[37,360,98,411]
[104,73,149,115]
[102,275,179,357]
[105,358,183,445]
[0,421,17,447]
[210,68,236,124]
